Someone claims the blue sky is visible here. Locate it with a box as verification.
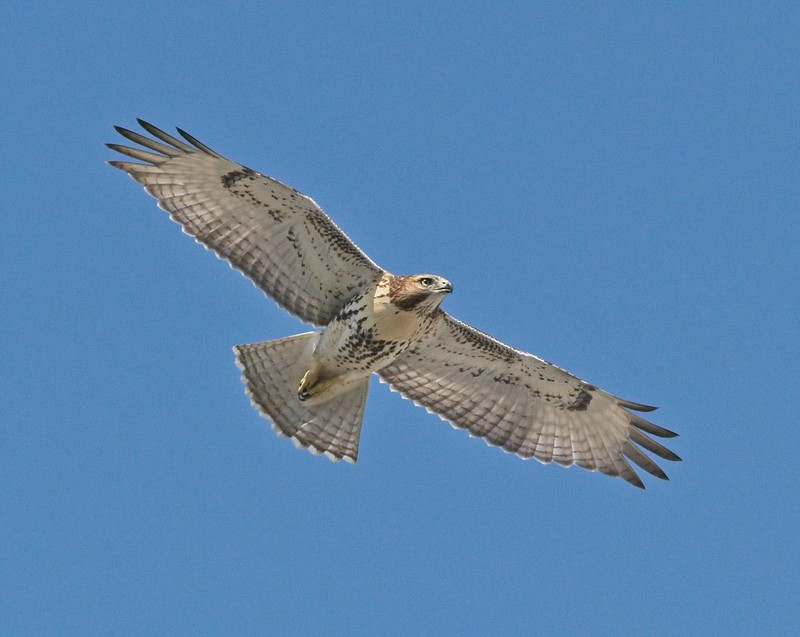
[2,2,798,635]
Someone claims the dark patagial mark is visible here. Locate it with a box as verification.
[306,214,375,266]
[566,386,593,412]
[221,167,256,189]
[447,318,517,364]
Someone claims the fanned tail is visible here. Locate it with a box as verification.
[234,333,369,462]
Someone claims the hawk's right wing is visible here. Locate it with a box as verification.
[108,120,384,326]
[379,312,680,488]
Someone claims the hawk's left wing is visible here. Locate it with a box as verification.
[378,312,680,488]
[108,121,384,326]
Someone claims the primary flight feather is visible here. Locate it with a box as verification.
[108,120,680,488]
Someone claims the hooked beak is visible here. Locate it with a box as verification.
[436,280,453,294]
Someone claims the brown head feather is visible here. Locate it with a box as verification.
[389,274,451,313]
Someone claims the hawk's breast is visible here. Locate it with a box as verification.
[314,278,433,374]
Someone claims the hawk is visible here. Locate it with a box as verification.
[108,120,680,488]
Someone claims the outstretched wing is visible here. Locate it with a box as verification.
[108,120,383,326]
[378,312,680,488]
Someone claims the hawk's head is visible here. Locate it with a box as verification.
[389,274,453,314]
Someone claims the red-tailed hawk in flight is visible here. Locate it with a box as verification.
[108,121,680,488]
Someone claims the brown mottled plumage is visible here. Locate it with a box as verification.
[108,121,680,488]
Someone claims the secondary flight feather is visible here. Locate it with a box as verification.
[108,120,680,488]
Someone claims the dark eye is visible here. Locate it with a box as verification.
[419,277,434,287]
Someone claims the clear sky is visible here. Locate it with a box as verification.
[3,2,798,635]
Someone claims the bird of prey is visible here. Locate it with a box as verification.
[108,120,680,488]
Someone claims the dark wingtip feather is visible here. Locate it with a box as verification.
[619,398,658,412]
[628,412,679,439]
[653,427,679,439]
[626,474,646,489]
[132,119,196,152]
[623,441,670,480]
[107,160,149,173]
[136,119,166,136]
[176,126,221,157]
[629,429,681,462]
[112,126,141,144]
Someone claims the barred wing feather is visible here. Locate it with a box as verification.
[378,312,680,488]
[108,120,383,326]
